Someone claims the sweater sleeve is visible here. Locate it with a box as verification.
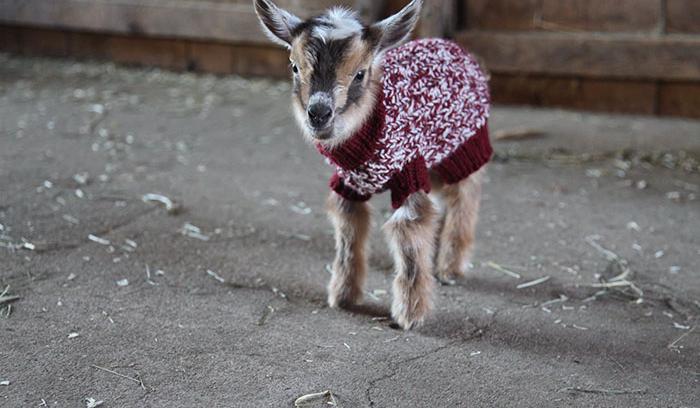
[329,173,372,202]
[386,156,431,209]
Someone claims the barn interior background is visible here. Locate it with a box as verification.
[1,0,698,117]
[1,1,699,407]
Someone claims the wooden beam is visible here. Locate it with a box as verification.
[540,0,662,33]
[419,0,456,38]
[659,82,700,117]
[490,74,658,115]
[0,0,386,45]
[0,25,20,53]
[457,31,700,81]
[0,0,264,44]
[667,0,700,34]
[463,0,662,32]
[463,0,539,31]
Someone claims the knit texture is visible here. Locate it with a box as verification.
[317,38,492,208]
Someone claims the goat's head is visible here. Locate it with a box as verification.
[254,0,422,145]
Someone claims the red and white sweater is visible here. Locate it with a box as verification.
[317,38,492,209]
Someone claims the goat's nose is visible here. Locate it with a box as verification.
[307,103,333,129]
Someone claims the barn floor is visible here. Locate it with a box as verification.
[1,54,699,407]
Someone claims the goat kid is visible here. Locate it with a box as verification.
[254,0,492,329]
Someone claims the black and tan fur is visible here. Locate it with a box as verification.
[254,0,485,329]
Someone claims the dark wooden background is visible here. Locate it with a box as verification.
[1,0,698,117]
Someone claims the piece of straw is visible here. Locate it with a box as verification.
[517,276,550,289]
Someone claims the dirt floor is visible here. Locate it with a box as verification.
[1,54,699,408]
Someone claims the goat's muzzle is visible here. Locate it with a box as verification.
[308,103,333,130]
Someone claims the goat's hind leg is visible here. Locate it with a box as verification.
[435,168,484,284]
[384,192,438,330]
[326,192,371,308]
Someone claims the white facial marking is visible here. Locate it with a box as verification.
[308,92,334,109]
[292,103,311,139]
[313,7,363,42]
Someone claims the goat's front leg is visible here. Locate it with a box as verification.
[326,192,371,308]
[384,192,438,329]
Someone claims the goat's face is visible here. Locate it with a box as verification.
[254,0,422,146]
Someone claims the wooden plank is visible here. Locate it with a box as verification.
[490,74,658,115]
[0,0,385,45]
[189,42,234,74]
[541,0,661,32]
[458,31,700,81]
[67,31,111,59]
[0,25,20,53]
[0,0,265,44]
[666,0,700,34]
[659,83,700,118]
[230,44,289,78]
[418,0,456,38]
[3,23,291,77]
[107,36,189,70]
[18,26,69,56]
[463,0,540,30]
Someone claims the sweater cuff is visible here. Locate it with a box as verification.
[386,156,431,209]
[433,124,492,184]
[330,173,372,203]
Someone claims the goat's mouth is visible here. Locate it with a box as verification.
[308,123,334,141]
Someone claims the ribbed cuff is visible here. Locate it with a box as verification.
[329,173,372,203]
[387,156,431,209]
[433,124,492,185]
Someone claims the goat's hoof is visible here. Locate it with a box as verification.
[391,301,429,330]
[327,290,361,309]
[434,268,464,286]
[436,276,457,286]
[391,314,423,331]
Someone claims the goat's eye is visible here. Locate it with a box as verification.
[354,70,366,82]
[291,63,299,74]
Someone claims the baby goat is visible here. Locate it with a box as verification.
[254,0,492,329]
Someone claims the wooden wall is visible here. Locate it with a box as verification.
[456,0,700,117]
[0,25,291,77]
[1,0,699,117]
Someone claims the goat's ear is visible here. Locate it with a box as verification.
[369,0,422,53]
[253,0,302,48]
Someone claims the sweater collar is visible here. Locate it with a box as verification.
[315,93,385,171]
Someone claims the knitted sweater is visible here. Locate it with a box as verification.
[317,38,492,209]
